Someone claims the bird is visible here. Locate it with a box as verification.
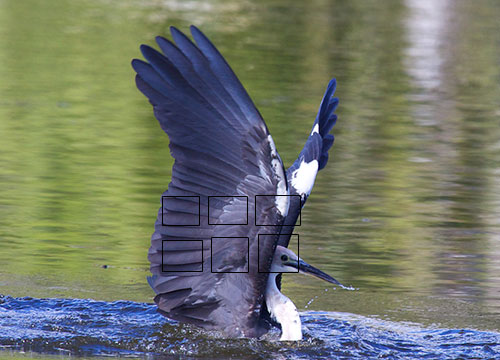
[132,25,340,341]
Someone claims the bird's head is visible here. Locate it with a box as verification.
[271,245,343,286]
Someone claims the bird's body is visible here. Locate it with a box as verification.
[265,272,302,341]
[132,26,340,341]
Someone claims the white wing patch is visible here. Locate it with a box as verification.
[267,134,289,217]
[291,159,319,196]
[275,192,289,217]
[311,123,319,136]
[258,160,271,182]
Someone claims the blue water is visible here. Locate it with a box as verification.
[1,296,498,359]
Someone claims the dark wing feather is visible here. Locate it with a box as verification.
[133,26,288,338]
[278,79,338,248]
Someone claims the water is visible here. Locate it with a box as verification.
[1,296,499,359]
[1,0,500,358]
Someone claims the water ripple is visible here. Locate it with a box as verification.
[0,296,499,359]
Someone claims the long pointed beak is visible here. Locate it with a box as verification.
[287,259,344,286]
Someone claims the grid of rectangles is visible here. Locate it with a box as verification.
[160,195,300,274]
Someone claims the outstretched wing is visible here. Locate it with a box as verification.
[278,80,338,247]
[132,26,289,338]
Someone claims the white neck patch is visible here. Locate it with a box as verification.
[265,273,302,341]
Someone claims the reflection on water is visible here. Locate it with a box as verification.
[0,0,500,358]
[405,0,449,93]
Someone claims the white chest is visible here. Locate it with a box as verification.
[265,275,303,341]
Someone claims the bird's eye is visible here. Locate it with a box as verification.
[281,255,288,262]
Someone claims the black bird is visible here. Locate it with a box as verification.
[132,26,340,340]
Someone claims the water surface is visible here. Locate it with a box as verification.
[1,296,499,359]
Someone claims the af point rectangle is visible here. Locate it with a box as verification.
[258,234,299,273]
[161,196,201,226]
[161,240,203,273]
[210,237,249,273]
[208,196,248,225]
[255,195,301,226]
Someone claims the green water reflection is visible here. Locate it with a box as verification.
[0,0,499,334]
